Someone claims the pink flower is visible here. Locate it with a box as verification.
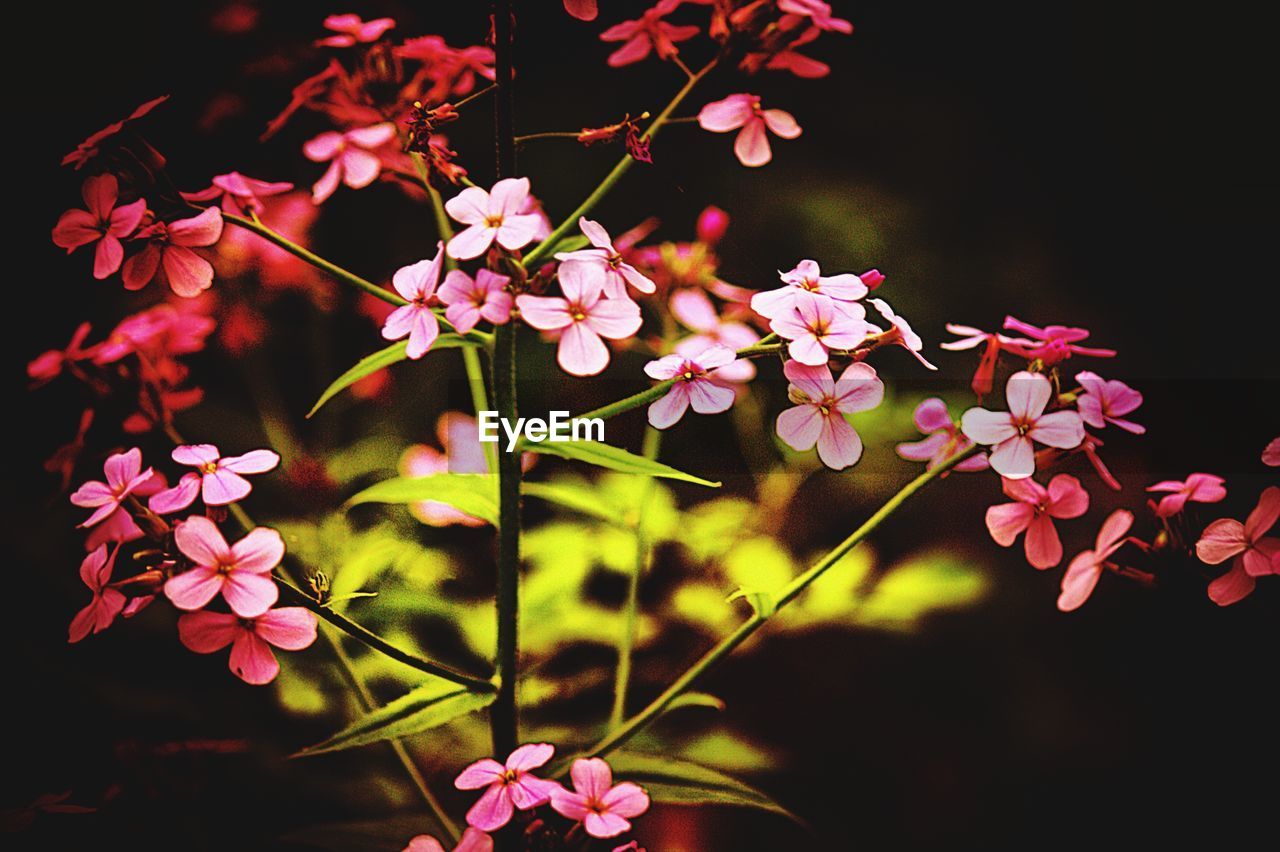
[181,172,294,215]
[1000,316,1117,365]
[70,448,158,528]
[698,93,802,167]
[563,0,598,22]
[62,95,169,169]
[940,323,1035,400]
[303,123,397,204]
[895,398,988,472]
[29,322,95,383]
[68,545,126,643]
[382,243,445,359]
[148,444,280,514]
[555,217,656,298]
[776,360,884,470]
[316,13,395,47]
[164,516,282,618]
[52,175,147,279]
[644,344,738,428]
[985,474,1090,569]
[1262,437,1279,467]
[403,829,492,852]
[600,1,699,67]
[400,413,492,527]
[439,268,514,333]
[455,743,560,832]
[122,207,225,298]
[770,290,872,366]
[516,263,642,376]
[1075,371,1144,434]
[750,259,868,320]
[868,298,937,370]
[445,177,543,260]
[1196,486,1280,606]
[550,757,651,839]
[1145,473,1227,518]
[960,371,1085,479]
[778,0,855,33]
[178,606,317,685]
[1058,509,1134,612]
[670,288,759,381]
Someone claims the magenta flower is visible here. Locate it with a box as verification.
[1058,509,1134,612]
[1074,371,1144,434]
[779,0,855,33]
[1146,473,1227,518]
[181,172,293,215]
[750,259,868,320]
[985,474,1090,569]
[896,398,988,472]
[445,177,543,260]
[551,757,651,839]
[178,606,317,685]
[1001,316,1117,365]
[600,0,698,67]
[316,13,395,47]
[868,298,937,370]
[555,217,656,298]
[439,268,514,333]
[771,290,872,366]
[403,829,492,852]
[1196,486,1280,606]
[164,516,282,618]
[68,545,126,643]
[303,123,397,204]
[52,174,147,279]
[122,207,225,298]
[516,263,642,376]
[383,242,445,359]
[70,447,159,528]
[148,444,280,513]
[698,93,802,167]
[455,743,560,832]
[644,344,738,429]
[960,371,1085,479]
[776,360,884,470]
[1265,437,1280,467]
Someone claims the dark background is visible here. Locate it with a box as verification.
[5,1,1277,850]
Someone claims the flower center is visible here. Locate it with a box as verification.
[800,277,820,291]
[502,769,520,785]
[485,214,504,228]
[607,253,623,269]
[199,461,219,475]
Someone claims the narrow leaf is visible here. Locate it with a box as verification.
[526,440,720,487]
[345,473,498,525]
[308,335,474,418]
[521,481,633,527]
[296,681,495,756]
[607,751,803,824]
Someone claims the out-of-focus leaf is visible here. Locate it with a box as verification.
[664,691,726,714]
[346,474,498,525]
[678,498,754,562]
[607,751,802,824]
[307,335,474,418]
[678,731,779,773]
[324,435,406,483]
[786,545,875,625]
[853,551,988,630]
[670,583,739,632]
[526,440,720,487]
[522,480,631,526]
[723,538,793,595]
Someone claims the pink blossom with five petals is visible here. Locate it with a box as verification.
[178,606,317,685]
[303,123,397,204]
[555,217,656,298]
[444,177,543,260]
[644,344,738,428]
[52,175,147,279]
[1058,509,1134,612]
[1145,473,1227,518]
[516,263,642,376]
[1196,486,1280,606]
[164,516,283,618]
[960,371,1085,479]
[550,757,651,839]
[776,360,884,470]
[697,93,802,167]
[985,474,1090,569]
[148,444,280,514]
[454,743,561,832]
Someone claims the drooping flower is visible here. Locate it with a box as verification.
[895,398,988,472]
[1058,509,1134,612]
[1145,473,1227,518]
[400,412,493,527]
[402,829,493,852]
[181,172,294,215]
[555,217,656,298]
[303,123,397,204]
[1262,437,1279,467]
[28,322,96,384]
[644,344,738,428]
[70,448,158,528]
[778,0,855,33]
[62,95,169,169]
[455,743,560,832]
[940,323,1035,399]
[316,13,395,47]
[516,263,642,376]
[960,371,1085,479]
[177,606,317,685]
[985,475,1090,569]
[439,269,513,333]
[382,242,445,359]
[164,516,282,618]
[550,757,651,839]
[600,0,699,67]
[770,290,872,366]
[867,298,937,370]
[122,207,225,298]
[445,177,543,260]
[776,360,884,470]
[148,444,280,514]
[1196,486,1280,606]
[750,259,868,320]
[52,175,147,279]
[1000,316,1117,365]
[1075,371,1144,434]
[68,545,126,643]
[697,93,802,167]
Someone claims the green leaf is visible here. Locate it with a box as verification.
[607,751,802,824]
[346,473,498,525]
[307,335,474,418]
[525,440,720,487]
[663,691,726,714]
[544,232,590,256]
[295,680,496,756]
[521,480,633,527]
[727,587,777,618]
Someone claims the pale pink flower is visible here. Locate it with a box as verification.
[868,298,937,370]
[164,516,282,618]
[52,175,147,279]
[382,242,445,359]
[122,207,225,297]
[644,344,738,428]
[178,606,317,685]
[697,93,802,167]
[303,123,397,204]
[770,290,872,366]
[985,474,1090,569]
[181,172,294,215]
[316,13,395,47]
[1196,486,1280,606]
[555,217,656,298]
[445,177,543,260]
[148,444,280,513]
[778,0,855,33]
[516,263,642,376]
[1058,509,1134,612]
[895,398,988,472]
[1075,371,1144,434]
[960,371,1085,479]
[776,360,884,470]
[600,0,698,67]
[750,259,868,320]
[670,288,759,381]
[439,269,513,333]
[1262,437,1279,467]
[70,448,158,528]
[68,545,126,643]
[550,757,651,839]
[455,743,560,832]
[403,829,492,852]
[1146,473,1227,518]
[400,413,492,527]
